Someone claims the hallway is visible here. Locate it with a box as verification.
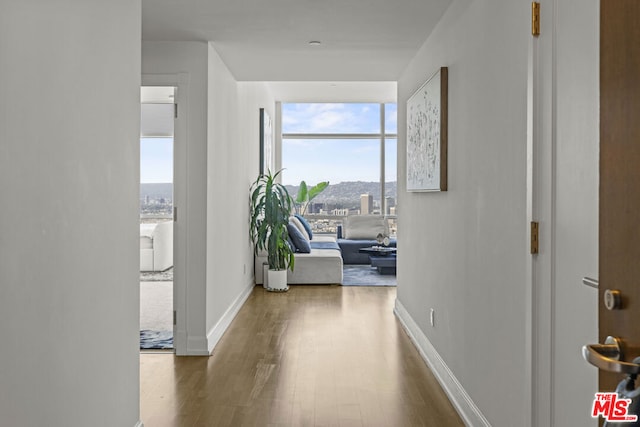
[140,286,463,426]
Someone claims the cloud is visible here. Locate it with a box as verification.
[281,103,398,185]
[351,145,378,154]
[282,103,383,133]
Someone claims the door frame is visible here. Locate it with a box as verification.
[527,1,600,425]
[141,73,188,355]
[526,0,556,425]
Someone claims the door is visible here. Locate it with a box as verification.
[583,0,640,399]
[139,86,176,351]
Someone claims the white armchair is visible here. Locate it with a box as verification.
[140,221,173,272]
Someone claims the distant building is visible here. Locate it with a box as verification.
[307,202,323,214]
[384,197,396,215]
[360,193,373,215]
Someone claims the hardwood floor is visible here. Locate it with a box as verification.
[140,285,464,427]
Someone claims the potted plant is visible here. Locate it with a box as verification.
[250,169,295,292]
[295,180,329,216]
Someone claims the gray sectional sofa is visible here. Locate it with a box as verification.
[254,235,343,285]
[254,214,396,286]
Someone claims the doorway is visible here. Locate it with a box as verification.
[139,86,175,350]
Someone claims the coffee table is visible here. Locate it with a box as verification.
[358,246,397,256]
[359,246,397,275]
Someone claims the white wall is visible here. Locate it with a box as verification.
[205,46,267,344]
[142,41,210,354]
[142,42,270,355]
[0,1,141,426]
[397,1,529,425]
[552,0,599,424]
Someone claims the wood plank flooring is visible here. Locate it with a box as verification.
[140,285,464,427]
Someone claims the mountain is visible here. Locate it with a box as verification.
[285,181,397,208]
[141,181,395,208]
[140,183,173,200]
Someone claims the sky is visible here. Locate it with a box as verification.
[140,137,173,183]
[139,103,398,185]
[281,103,397,186]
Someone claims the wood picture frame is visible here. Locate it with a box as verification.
[259,108,273,175]
[406,66,448,192]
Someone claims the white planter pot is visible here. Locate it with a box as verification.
[266,269,289,292]
[262,263,269,289]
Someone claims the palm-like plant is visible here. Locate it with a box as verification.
[295,180,329,216]
[250,169,295,271]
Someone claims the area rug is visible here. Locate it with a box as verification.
[140,330,173,350]
[342,265,397,286]
[140,267,173,282]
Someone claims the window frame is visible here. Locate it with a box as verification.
[281,102,397,216]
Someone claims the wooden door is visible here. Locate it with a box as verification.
[599,0,640,392]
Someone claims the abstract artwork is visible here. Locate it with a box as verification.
[406,67,448,192]
[259,108,273,175]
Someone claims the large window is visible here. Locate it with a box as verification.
[282,103,397,235]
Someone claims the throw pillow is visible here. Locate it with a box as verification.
[287,222,311,253]
[289,216,310,241]
[294,214,313,240]
[287,235,297,252]
[344,215,388,240]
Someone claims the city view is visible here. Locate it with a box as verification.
[285,180,397,236]
[140,181,397,236]
[140,183,172,223]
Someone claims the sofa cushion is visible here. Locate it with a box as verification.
[287,235,297,252]
[343,215,388,240]
[294,214,313,239]
[310,240,341,251]
[254,246,343,285]
[287,249,343,284]
[140,223,156,238]
[140,236,153,250]
[287,222,311,253]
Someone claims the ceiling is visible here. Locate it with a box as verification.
[266,81,397,103]
[142,0,452,82]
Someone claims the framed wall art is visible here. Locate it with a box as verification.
[259,108,273,175]
[406,66,448,192]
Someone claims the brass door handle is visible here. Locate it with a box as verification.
[582,336,640,375]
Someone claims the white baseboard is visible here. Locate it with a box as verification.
[394,299,491,427]
[173,329,187,356]
[186,335,210,356]
[134,421,144,427]
[206,280,255,354]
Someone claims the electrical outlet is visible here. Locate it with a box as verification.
[430,308,435,327]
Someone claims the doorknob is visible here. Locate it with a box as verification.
[604,289,622,310]
[583,336,640,375]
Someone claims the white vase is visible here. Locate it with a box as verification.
[266,269,288,292]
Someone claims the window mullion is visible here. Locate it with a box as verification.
[380,104,386,217]
[282,133,396,140]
